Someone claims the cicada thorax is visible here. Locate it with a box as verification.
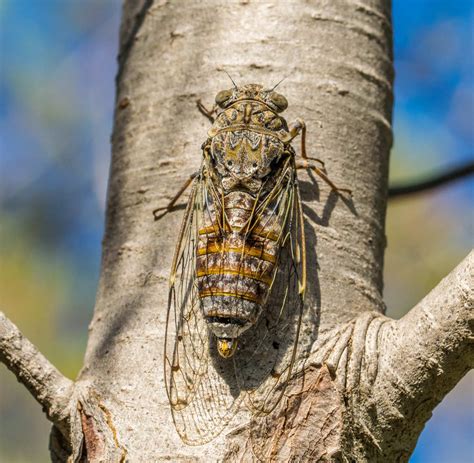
[207,100,291,144]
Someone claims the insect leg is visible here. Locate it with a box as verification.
[296,160,352,195]
[153,171,199,220]
[196,99,217,123]
[289,118,325,169]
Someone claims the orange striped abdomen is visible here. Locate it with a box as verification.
[196,191,281,339]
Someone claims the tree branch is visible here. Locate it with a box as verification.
[372,251,474,457]
[0,311,74,425]
[385,249,473,381]
[388,160,474,198]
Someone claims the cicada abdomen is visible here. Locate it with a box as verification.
[197,185,289,357]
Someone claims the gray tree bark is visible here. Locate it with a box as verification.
[1,1,472,462]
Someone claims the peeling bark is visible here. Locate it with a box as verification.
[225,364,345,462]
[1,1,472,462]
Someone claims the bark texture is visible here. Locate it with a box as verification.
[1,1,472,462]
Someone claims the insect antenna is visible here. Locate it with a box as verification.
[270,76,288,91]
[219,68,238,90]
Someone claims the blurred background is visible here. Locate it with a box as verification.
[0,0,472,461]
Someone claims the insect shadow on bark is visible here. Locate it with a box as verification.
[300,174,358,328]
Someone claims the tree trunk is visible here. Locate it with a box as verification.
[1,1,472,462]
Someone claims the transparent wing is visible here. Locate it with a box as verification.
[163,167,243,445]
[164,160,311,443]
[231,162,311,414]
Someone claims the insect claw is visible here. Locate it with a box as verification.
[196,99,216,123]
[337,188,352,197]
[153,207,169,221]
[154,173,197,221]
[305,156,326,172]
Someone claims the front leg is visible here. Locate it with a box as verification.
[153,171,199,220]
[296,160,351,196]
[288,118,325,169]
[196,99,217,123]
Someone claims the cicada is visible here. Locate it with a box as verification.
[154,83,349,444]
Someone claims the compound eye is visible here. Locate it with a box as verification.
[215,89,233,108]
[269,92,288,112]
